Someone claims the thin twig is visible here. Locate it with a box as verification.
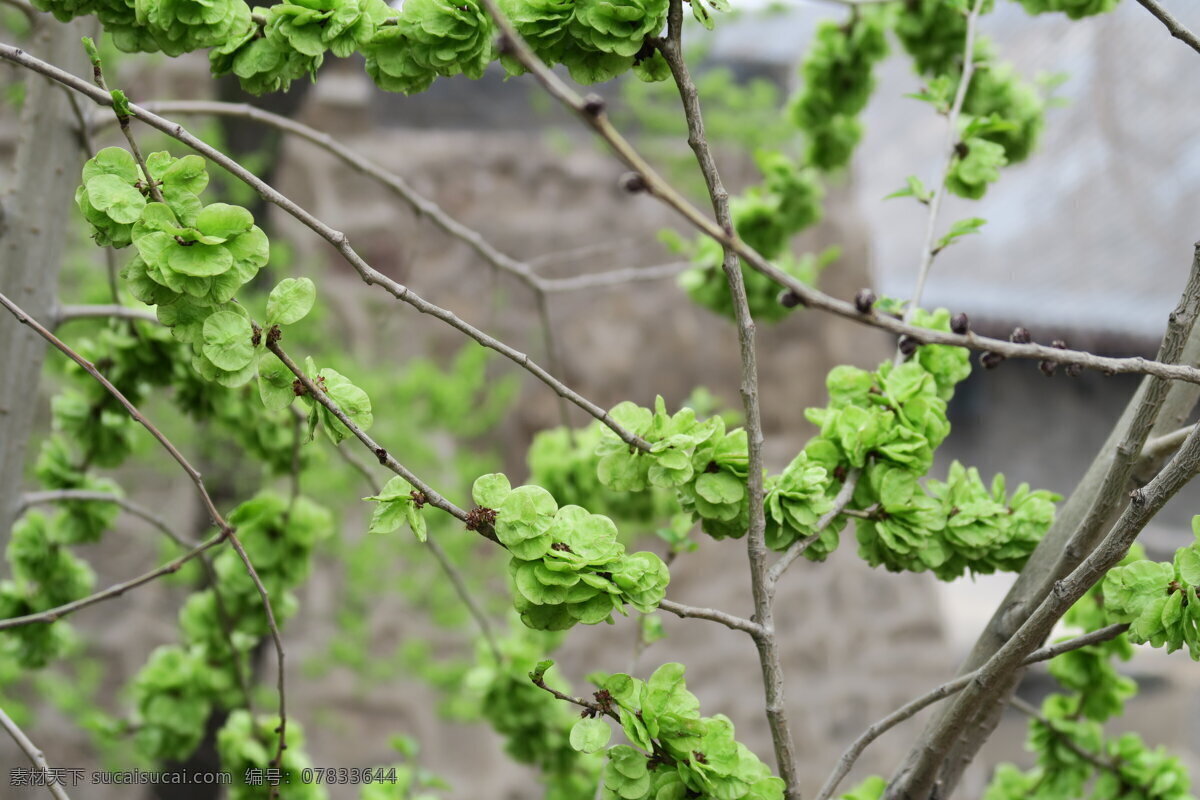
[766,468,860,592]
[539,261,691,293]
[0,289,285,774]
[903,0,987,325]
[814,623,1129,800]
[1140,423,1196,464]
[530,675,618,721]
[657,598,765,638]
[269,339,481,523]
[0,703,71,800]
[83,45,164,205]
[54,304,159,327]
[655,2,797,794]
[1008,695,1117,773]
[1134,0,1200,55]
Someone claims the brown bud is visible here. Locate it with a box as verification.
[980,351,1005,370]
[1010,326,1031,344]
[1038,360,1058,377]
[618,172,647,194]
[1065,363,1083,378]
[1051,339,1067,349]
[854,288,876,314]
[898,335,918,357]
[779,289,805,308]
[950,312,970,335]
[582,94,606,117]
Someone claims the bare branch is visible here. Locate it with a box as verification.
[54,304,159,327]
[0,703,71,800]
[531,674,619,721]
[654,1,798,793]
[83,46,164,205]
[539,261,691,293]
[815,623,1129,800]
[1140,423,1196,464]
[657,598,765,638]
[1134,0,1200,55]
[1007,696,1117,772]
[20,489,188,547]
[903,0,987,322]
[766,468,860,592]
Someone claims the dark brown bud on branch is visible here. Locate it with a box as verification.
[980,351,1005,370]
[618,172,647,194]
[465,506,497,531]
[950,312,970,335]
[778,289,805,309]
[1065,363,1083,378]
[854,289,876,314]
[898,335,918,357]
[582,94,606,117]
[1009,326,1031,344]
[1038,360,1058,377]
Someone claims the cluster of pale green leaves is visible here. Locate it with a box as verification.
[470,473,670,631]
[562,662,784,800]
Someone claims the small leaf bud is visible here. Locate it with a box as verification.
[618,172,647,194]
[778,289,805,308]
[980,351,1005,370]
[898,335,918,357]
[854,289,877,314]
[950,312,970,335]
[1010,326,1032,344]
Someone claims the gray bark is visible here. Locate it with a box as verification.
[0,16,94,535]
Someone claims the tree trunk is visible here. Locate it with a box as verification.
[0,15,94,535]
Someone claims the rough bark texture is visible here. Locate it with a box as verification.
[0,16,94,535]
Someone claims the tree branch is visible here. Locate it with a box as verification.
[657,598,765,638]
[0,703,71,800]
[655,2,798,794]
[1007,696,1116,773]
[766,468,860,592]
[815,623,1129,800]
[903,0,986,323]
[1140,423,1196,465]
[1134,0,1200,55]
[0,0,37,24]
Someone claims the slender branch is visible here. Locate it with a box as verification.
[903,0,987,324]
[539,261,691,293]
[654,3,798,795]
[657,598,765,638]
[531,674,619,721]
[267,338,496,537]
[1140,423,1196,464]
[766,468,860,592]
[54,304,159,327]
[0,289,285,773]
[20,489,188,547]
[83,44,164,205]
[814,623,1129,800]
[0,703,71,800]
[1134,0,1200,55]
[1007,696,1117,773]
[0,61,646,453]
